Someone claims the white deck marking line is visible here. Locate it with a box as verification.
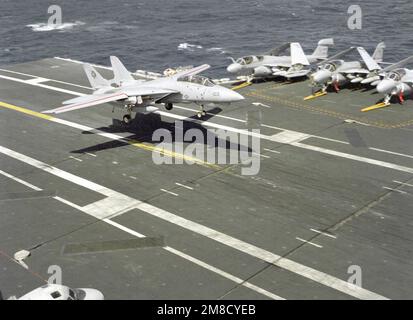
[175,183,194,190]
[252,152,270,159]
[0,169,279,300]
[393,180,413,188]
[296,237,323,248]
[0,68,91,89]
[2,68,413,161]
[166,105,351,145]
[25,77,49,85]
[252,102,271,108]
[310,229,337,239]
[104,220,283,300]
[270,131,311,144]
[84,152,96,157]
[291,142,413,175]
[264,148,281,154]
[129,176,137,180]
[69,156,82,162]
[160,189,179,197]
[0,170,42,191]
[0,145,388,300]
[0,74,86,97]
[163,246,284,300]
[382,187,408,195]
[135,202,387,300]
[369,148,413,159]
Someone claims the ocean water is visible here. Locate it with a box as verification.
[0,0,412,77]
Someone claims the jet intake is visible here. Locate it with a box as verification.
[253,66,273,77]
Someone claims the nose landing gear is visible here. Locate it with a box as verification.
[197,105,206,118]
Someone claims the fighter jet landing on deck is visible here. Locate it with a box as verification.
[43,57,244,123]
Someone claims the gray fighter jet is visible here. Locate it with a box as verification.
[357,50,413,111]
[227,39,334,80]
[305,42,386,100]
[43,56,244,122]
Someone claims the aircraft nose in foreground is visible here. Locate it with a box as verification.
[376,79,396,94]
[227,63,242,74]
[311,70,332,84]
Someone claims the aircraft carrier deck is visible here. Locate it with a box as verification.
[1,57,412,300]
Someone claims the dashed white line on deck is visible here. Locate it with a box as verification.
[393,180,413,188]
[296,237,323,248]
[383,187,408,194]
[175,183,194,190]
[310,229,337,239]
[160,189,179,196]
[69,156,82,162]
[264,148,281,154]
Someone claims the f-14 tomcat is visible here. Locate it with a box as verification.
[43,56,244,122]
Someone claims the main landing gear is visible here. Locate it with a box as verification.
[165,103,173,111]
[122,114,131,124]
[122,104,133,125]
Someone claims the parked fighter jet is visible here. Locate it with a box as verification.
[357,50,413,111]
[227,39,334,81]
[43,57,244,122]
[305,42,386,100]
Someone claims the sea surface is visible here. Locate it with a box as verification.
[0,0,412,77]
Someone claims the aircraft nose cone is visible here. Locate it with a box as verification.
[376,79,396,94]
[227,63,241,74]
[222,88,245,102]
[227,89,245,102]
[312,70,331,84]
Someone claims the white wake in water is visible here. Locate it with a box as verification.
[178,43,203,51]
[178,43,227,55]
[26,21,85,32]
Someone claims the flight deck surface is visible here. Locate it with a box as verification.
[0,58,412,300]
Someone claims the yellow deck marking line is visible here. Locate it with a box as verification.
[231,81,252,90]
[0,101,54,121]
[0,101,219,169]
[303,91,327,101]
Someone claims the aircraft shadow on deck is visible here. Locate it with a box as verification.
[71,107,254,155]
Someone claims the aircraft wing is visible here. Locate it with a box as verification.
[264,42,291,56]
[43,86,179,114]
[170,64,210,79]
[341,68,370,74]
[357,47,382,71]
[383,56,413,72]
[43,92,129,114]
[402,75,413,85]
[123,87,179,103]
[122,87,178,98]
[316,47,356,66]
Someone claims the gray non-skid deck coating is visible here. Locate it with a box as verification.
[0,58,412,300]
